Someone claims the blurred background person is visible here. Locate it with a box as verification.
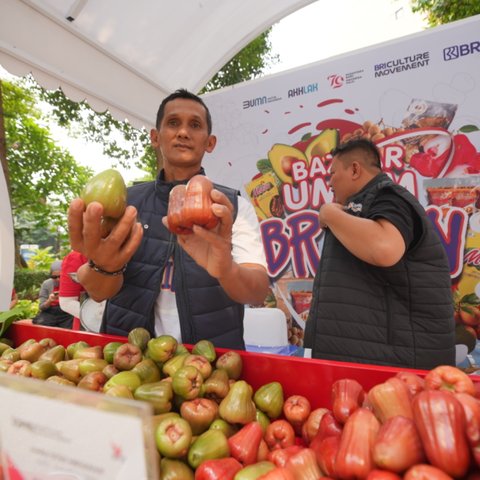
[59,250,87,330]
[10,288,18,310]
[59,250,105,331]
[32,260,73,328]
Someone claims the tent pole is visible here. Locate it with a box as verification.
[0,80,10,195]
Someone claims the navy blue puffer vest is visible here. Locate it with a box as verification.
[304,173,455,369]
[100,170,245,349]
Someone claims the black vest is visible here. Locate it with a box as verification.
[101,170,246,349]
[304,173,455,369]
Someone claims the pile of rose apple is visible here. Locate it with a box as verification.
[2,330,480,479]
[191,364,480,480]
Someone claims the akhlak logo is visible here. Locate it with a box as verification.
[327,74,344,89]
[346,201,362,213]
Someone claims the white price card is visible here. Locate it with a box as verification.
[0,373,158,480]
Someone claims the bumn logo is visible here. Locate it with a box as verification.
[443,41,480,61]
[242,96,267,109]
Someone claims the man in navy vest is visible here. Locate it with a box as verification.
[304,138,455,369]
[68,89,269,348]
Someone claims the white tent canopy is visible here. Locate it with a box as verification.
[0,0,314,129]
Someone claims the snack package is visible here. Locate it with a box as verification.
[402,98,457,131]
[425,178,480,216]
[245,173,285,219]
[271,276,313,348]
[455,212,480,316]
[400,99,458,167]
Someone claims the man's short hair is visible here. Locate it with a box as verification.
[155,88,212,134]
[332,138,382,170]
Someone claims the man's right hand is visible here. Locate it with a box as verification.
[48,292,58,302]
[318,202,345,229]
[68,198,143,274]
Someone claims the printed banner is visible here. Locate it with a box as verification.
[203,16,480,348]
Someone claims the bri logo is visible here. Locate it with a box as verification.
[443,41,480,61]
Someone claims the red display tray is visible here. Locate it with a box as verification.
[6,323,439,410]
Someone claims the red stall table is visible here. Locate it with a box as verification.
[5,322,440,410]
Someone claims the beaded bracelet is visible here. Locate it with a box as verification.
[88,259,127,276]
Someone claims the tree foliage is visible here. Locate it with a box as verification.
[202,29,278,92]
[2,79,92,251]
[34,80,156,177]
[410,0,480,27]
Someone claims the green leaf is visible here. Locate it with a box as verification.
[460,293,480,306]
[256,159,273,174]
[257,158,273,173]
[461,305,474,314]
[301,132,313,142]
[410,0,480,27]
[0,308,24,337]
[459,125,480,133]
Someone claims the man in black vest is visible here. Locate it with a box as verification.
[304,138,455,369]
[68,89,269,348]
